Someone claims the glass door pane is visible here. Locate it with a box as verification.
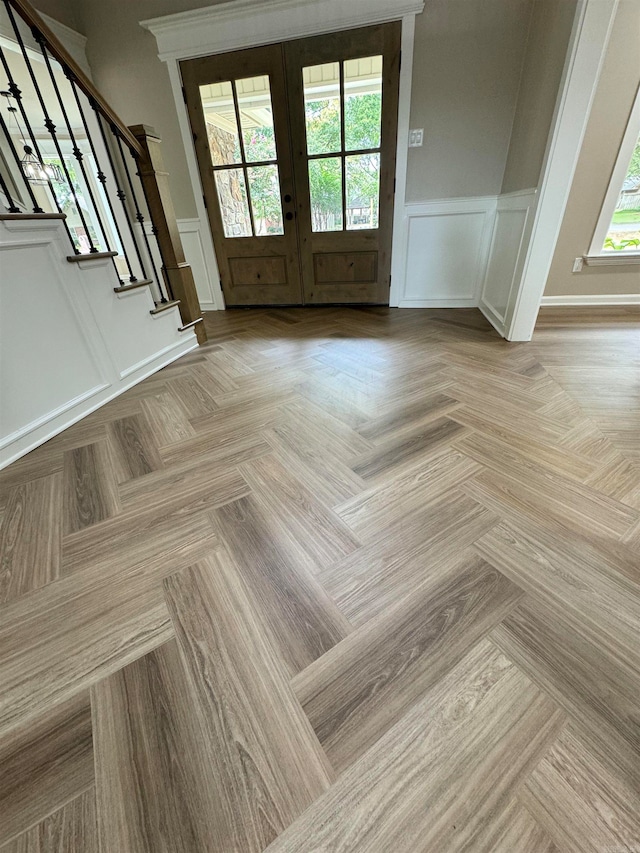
[197,76,284,238]
[302,55,383,233]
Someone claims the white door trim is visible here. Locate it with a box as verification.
[505,0,619,341]
[142,0,424,311]
[141,0,425,62]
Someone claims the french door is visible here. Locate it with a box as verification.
[181,23,401,306]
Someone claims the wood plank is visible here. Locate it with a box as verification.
[470,797,558,853]
[266,640,565,852]
[0,563,174,739]
[320,491,498,626]
[475,520,640,658]
[239,454,360,568]
[519,722,640,853]
[213,496,353,676]
[0,693,93,848]
[491,599,640,758]
[0,789,97,853]
[462,464,638,542]
[62,443,120,535]
[93,640,222,853]
[452,422,598,483]
[293,555,524,773]
[106,414,164,483]
[140,392,195,447]
[158,429,272,470]
[166,373,219,419]
[161,556,333,851]
[357,391,461,443]
[335,448,481,540]
[62,507,218,581]
[117,461,251,518]
[0,474,62,603]
[351,417,468,482]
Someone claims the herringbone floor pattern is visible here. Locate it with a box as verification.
[0,306,639,852]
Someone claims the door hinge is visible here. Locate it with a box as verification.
[393,178,396,194]
[182,86,187,104]
[399,51,402,73]
[202,194,208,210]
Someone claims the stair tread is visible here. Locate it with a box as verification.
[113,280,154,293]
[67,251,118,263]
[150,300,180,315]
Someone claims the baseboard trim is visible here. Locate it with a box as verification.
[397,297,479,309]
[541,294,640,306]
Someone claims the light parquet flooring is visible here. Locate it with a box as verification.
[1,305,640,851]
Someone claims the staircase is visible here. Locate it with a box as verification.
[0,0,206,469]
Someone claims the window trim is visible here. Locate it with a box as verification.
[586,82,640,263]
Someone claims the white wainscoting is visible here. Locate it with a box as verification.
[479,189,537,336]
[392,197,497,308]
[177,218,223,310]
[0,218,198,469]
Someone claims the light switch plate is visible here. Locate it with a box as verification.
[409,128,424,147]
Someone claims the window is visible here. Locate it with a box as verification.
[588,85,640,260]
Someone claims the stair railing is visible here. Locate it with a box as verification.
[0,0,206,342]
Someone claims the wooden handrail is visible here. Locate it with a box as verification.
[5,0,144,159]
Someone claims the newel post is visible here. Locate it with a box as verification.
[129,124,207,344]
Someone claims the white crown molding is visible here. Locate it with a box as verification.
[141,0,425,61]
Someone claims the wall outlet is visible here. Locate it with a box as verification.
[572,257,584,273]
[409,128,424,147]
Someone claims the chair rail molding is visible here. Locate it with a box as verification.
[142,0,424,316]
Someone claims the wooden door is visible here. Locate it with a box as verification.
[285,24,401,304]
[181,23,401,306]
[181,45,302,306]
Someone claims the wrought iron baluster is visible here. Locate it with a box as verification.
[67,76,138,284]
[0,46,50,214]
[34,34,112,256]
[93,107,149,282]
[115,134,168,303]
[0,161,20,212]
[3,0,91,252]
[0,103,39,212]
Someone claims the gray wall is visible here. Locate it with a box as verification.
[32,0,80,31]
[406,0,533,202]
[501,0,577,194]
[544,0,640,297]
